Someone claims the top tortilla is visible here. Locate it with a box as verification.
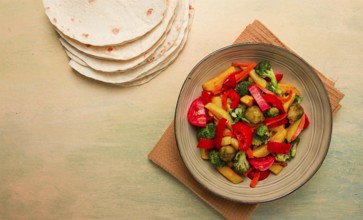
[57,0,178,61]
[43,0,167,46]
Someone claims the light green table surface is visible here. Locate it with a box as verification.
[1,0,362,219]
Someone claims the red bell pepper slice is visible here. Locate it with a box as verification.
[267,141,292,154]
[222,72,238,90]
[248,84,271,112]
[264,113,288,126]
[280,90,293,103]
[187,98,207,127]
[200,90,213,105]
[249,170,260,188]
[267,118,288,129]
[248,155,275,171]
[275,72,283,82]
[303,113,310,129]
[264,93,285,113]
[231,122,252,150]
[197,138,215,150]
[221,89,240,110]
[247,169,270,188]
[214,118,227,149]
[226,89,241,109]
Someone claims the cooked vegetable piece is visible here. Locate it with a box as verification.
[255,60,282,95]
[265,107,279,118]
[252,144,270,158]
[209,150,226,168]
[269,164,284,175]
[286,113,306,143]
[214,118,228,149]
[187,98,207,127]
[240,95,254,107]
[245,105,265,125]
[219,145,237,162]
[200,148,210,160]
[283,92,297,112]
[232,122,253,150]
[235,80,252,97]
[289,137,300,158]
[200,90,213,105]
[202,66,238,94]
[287,103,304,124]
[233,151,250,174]
[270,127,287,143]
[248,84,270,111]
[264,93,285,113]
[197,138,215,150]
[252,125,269,146]
[205,102,233,129]
[267,141,292,154]
[216,166,244,184]
[249,69,268,88]
[248,155,275,171]
[279,83,301,96]
[275,154,290,162]
[197,123,216,140]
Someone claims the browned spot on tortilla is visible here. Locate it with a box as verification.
[112,28,120,35]
[88,0,95,4]
[106,47,114,52]
[146,8,154,16]
[45,6,50,10]
[147,56,155,63]
[53,18,57,23]
[82,33,89,38]
[85,44,91,48]
[71,17,75,22]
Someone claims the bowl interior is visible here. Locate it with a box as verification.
[174,43,332,203]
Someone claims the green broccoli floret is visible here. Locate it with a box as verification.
[265,107,280,118]
[252,125,269,146]
[294,95,303,104]
[255,60,282,96]
[275,154,290,162]
[256,124,268,136]
[197,123,216,140]
[235,80,252,97]
[233,151,250,174]
[209,150,226,168]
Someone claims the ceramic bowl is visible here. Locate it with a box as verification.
[174,43,332,203]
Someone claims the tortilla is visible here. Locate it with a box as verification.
[67,0,194,85]
[56,0,178,61]
[43,0,167,46]
[61,0,187,72]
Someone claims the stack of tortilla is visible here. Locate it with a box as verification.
[42,0,194,86]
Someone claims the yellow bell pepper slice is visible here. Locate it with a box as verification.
[269,164,284,175]
[252,144,270,158]
[249,69,268,88]
[216,166,244,184]
[205,102,233,129]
